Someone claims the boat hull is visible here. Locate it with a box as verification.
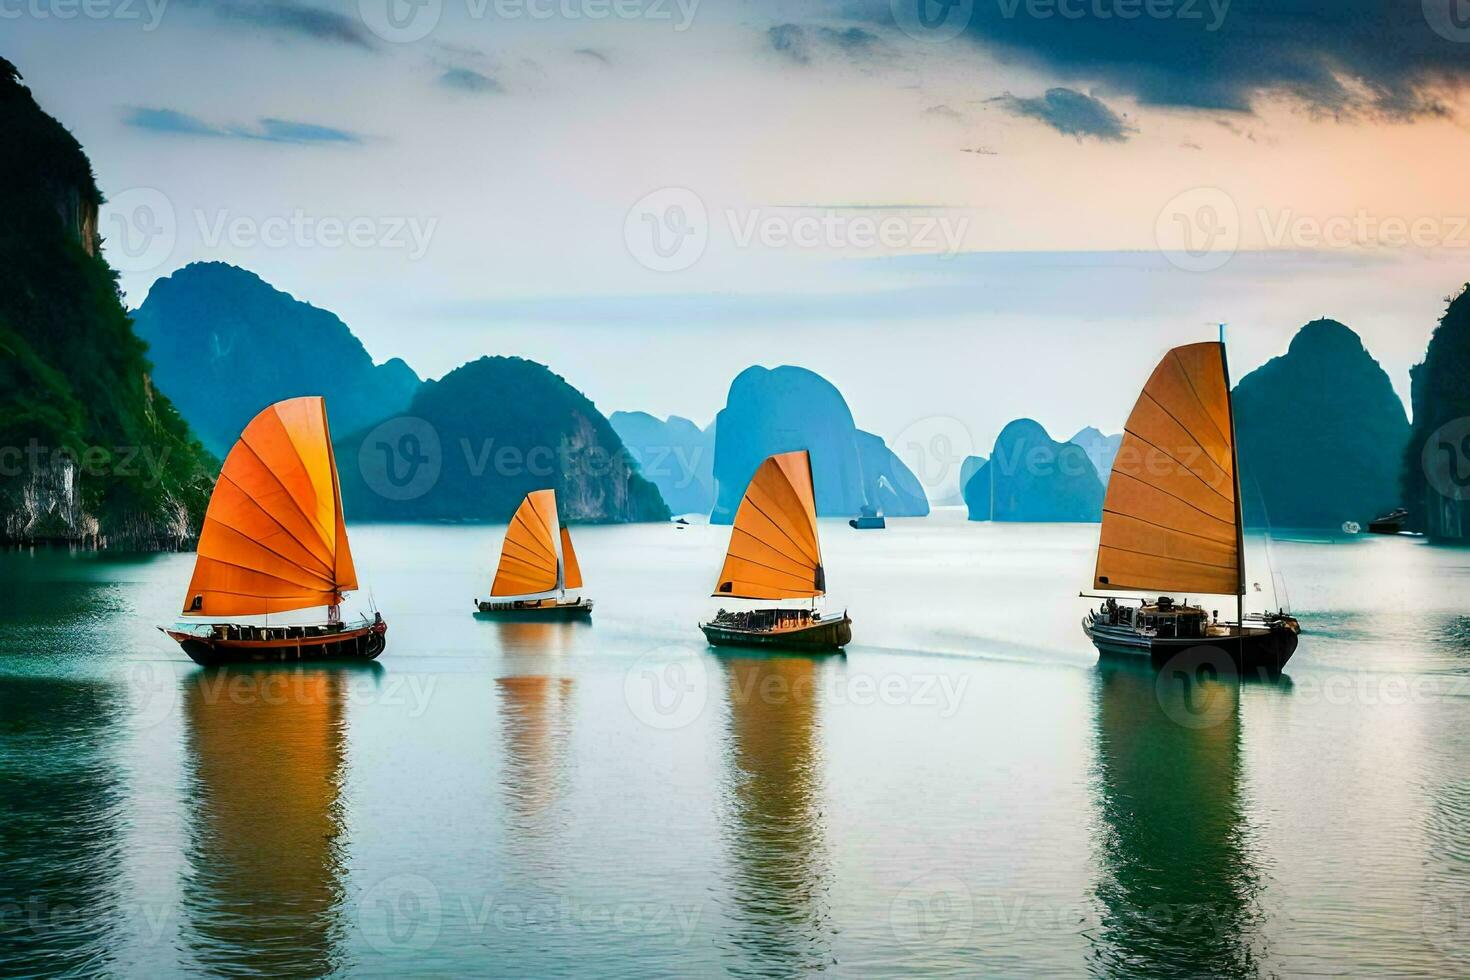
[474,598,593,621]
[701,615,852,652]
[163,621,387,667]
[1083,616,1298,675]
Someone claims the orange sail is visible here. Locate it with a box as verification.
[559,526,583,590]
[183,396,357,618]
[713,450,825,600]
[490,489,562,597]
[1094,342,1244,597]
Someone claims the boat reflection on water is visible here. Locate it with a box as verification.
[495,674,576,823]
[1088,655,1277,978]
[180,664,373,976]
[716,655,834,976]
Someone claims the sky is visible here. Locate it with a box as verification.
[8,0,1470,481]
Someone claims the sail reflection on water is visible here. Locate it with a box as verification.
[716,655,834,976]
[1088,657,1266,978]
[180,666,356,976]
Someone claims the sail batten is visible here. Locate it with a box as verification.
[713,450,825,600]
[1094,342,1244,597]
[183,397,356,618]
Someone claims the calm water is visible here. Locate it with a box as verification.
[1,509,1468,977]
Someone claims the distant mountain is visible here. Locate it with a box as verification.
[1234,319,1408,528]
[962,419,1104,522]
[710,365,929,524]
[1070,427,1122,482]
[339,356,669,523]
[132,262,421,457]
[0,57,213,547]
[1402,288,1470,538]
[609,411,716,517]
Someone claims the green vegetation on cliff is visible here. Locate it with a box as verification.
[1402,285,1470,538]
[0,57,213,546]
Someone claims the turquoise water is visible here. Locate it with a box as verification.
[1,510,1467,977]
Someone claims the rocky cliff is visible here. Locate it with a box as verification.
[132,262,421,457]
[1234,319,1408,528]
[1402,287,1470,538]
[0,56,213,548]
[963,419,1104,522]
[609,411,716,517]
[338,356,669,523]
[709,365,929,523]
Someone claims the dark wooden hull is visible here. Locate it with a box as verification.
[1083,616,1297,674]
[474,599,593,621]
[701,615,852,652]
[163,621,387,667]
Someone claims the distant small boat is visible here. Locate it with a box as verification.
[849,504,885,530]
[475,489,592,620]
[1081,341,1298,673]
[160,396,387,666]
[1368,507,1409,534]
[700,450,851,651]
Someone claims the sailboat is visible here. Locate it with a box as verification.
[160,396,387,666]
[699,450,852,651]
[1081,341,1299,672]
[474,489,592,619]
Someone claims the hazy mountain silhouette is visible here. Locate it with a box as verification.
[609,411,716,517]
[962,419,1104,522]
[339,356,669,524]
[710,365,928,524]
[132,262,420,458]
[1234,319,1407,528]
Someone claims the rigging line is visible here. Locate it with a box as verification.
[214,471,334,573]
[523,496,560,556]
[199,512,334,582]
[235,433,337,559]
[500,535,557,568]
[1107,470,1235,527]
[1121,427,1234,505]
[1097,542,1239,571]
[1170,348,1232,449]
[717,551,819,586]
[728,523,815,570]
[1102,508,1238,547]
[1139,389,1233,478]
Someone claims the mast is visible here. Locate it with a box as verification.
[1219,323,1246,630]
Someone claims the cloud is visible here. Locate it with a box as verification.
[767,23,882,65]
[995,88,1133,142]
[437,67,503,93]
[202,0,375,49]
[923,104,964,122]
[123,106,363,144]
[573,47,611,65]
[853,0,1470,120]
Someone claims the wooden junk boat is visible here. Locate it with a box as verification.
[161,396,387,666]
[1081,341,1299,674]
[700,450,851,652]
[475,489,592,620]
